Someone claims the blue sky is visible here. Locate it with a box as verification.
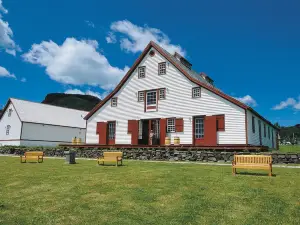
[0,0,299,126]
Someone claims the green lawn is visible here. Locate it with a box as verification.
[279,145,300,153]
[0,157,299,225]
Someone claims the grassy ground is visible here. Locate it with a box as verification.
[0,157,299,225]
[279,145,300,153]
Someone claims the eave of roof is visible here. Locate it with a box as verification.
[84,41,278,131]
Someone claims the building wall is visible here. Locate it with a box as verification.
[19,140,66,147]
[87,48,247,145]
[21,122,86,146]
[247,110,277,149]
[0,103,22,146]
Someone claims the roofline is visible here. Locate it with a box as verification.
[248,108,279,131]
[84,41,278,131]
[9,97,89,113]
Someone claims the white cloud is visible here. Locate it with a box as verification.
[0,1,21,56]
[106,32,116,44]
[272,97,300,110]
[20,77,26,82]
[22,38,129,90]
[0,65,16,79]
[0,1,8,14]
[65,89,103,100]
[85,20,95,28]
[235,95,257,107]
[109,20,186,56]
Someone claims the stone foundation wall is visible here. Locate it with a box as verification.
[0,146,299,164]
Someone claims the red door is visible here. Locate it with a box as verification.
[193,116,217,146]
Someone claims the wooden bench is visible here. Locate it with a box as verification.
[97,152,123,166]
[232,155,272,176]
[20,151,44,163]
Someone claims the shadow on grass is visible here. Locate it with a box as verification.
[236,172,276,177]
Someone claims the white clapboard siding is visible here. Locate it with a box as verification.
[247,110,276,149]
[0,103,22,146]
[21,122,86,143]
[87,47,246,145]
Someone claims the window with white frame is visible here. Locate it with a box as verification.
[158,62,166,75]
[108,122,116,140]
[138,66,146,78]
[138,91,144,102]
[195,117,204,138]
[159,88,166,100]
[8,109,13,117]
[111,97,117,107]
[138,120,143,139]
[167,118,175,133]
[192,87,201,98]
[146,91,157,105]
[6,125,11,135]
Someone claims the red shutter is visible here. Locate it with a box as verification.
[160,118,167,145]
[128,120,139,145]
[175,118,184,132]
[216,115,225,131]
[96,122,107,145]
[204,116,217,146]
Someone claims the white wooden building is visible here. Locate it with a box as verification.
[85,41,279,149]
[0,98,87,146]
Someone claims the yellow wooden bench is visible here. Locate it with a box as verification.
[97,152,123,166]
[20,151,44,163]
[232,155,272,176]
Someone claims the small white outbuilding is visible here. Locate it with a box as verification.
[0,98,87,146]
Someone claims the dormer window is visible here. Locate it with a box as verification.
[111,97,118,107]
[8,109,12,117]
[192,87,201,98]
[138,66,146,79]
[158,62,166,75]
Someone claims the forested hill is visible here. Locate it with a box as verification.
[42,93,101,111]
[279,125,300,142]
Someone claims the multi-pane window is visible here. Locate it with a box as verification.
[158,62,166,75]
[8,109,12,117]
[195,117,204,138]
[252,116,255,133]
[192,87,201,98]
[268,127,270,139]
[138,120,143,139]
[6,125,11,135]
[138,66,146,79]
[111,97,117,107]
[108,122,116,140]
[159,88,166,100]
[138,91,144,102]
[167,118,175,133]
[146,91,157,105]
[264,124,266,137]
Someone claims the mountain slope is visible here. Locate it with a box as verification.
[42,93,101,111]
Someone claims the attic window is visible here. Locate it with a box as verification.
[6,125,11,135]
[158,62,166,75]
[8,109,13,117]
[192,87,201,98]
[149,50,155,57]
[111,97,117,107]
[138,66,146,79]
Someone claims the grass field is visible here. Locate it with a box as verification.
[279,145,300,153]
[0,157,300,225]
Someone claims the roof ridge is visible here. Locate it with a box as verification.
[10,97,88,113]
